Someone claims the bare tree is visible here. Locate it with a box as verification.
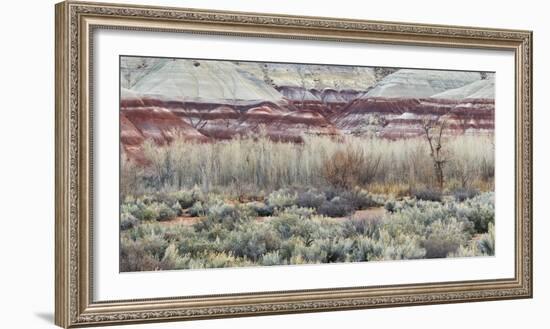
[185,110,208,130]
[422,119,448,190]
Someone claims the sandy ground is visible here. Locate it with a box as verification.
[338,207,386,221]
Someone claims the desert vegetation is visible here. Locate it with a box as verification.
[122,133,494,197]
[120,186,494,271]
[120,132,495,271]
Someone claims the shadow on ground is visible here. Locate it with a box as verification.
[35,312,54,324]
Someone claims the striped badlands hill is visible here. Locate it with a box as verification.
[333,71,495,137]
[120,58,496,161]
[120,87,209,163]
[119,59,345,159]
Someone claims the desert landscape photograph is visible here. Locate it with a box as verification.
[119,56,495,272]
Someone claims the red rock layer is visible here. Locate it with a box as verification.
[120,92,494,163]
[119,101,210,163]
[334,97,494,138]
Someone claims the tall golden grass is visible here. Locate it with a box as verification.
[122,133,494,197]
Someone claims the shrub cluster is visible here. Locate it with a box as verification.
[453,188,480,202]
[412,188,442,202]
[120,190,201,227]
[268,187,380,218]
[120,191,495,271]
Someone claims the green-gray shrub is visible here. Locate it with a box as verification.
[384,200,396,213]
[453,188,480,202]
[422,218,469,258]
[119,191,495,271]
[351,236,384,261]
[170,188,204,208]
[260,251,286,266]
[156,202,177,221]
[317,197,354,217]
[478,222,495,255]
[246,201,274,217]
[267,189,297,210]
[296,189,325,209]
[456,192,494,233]
[314,238,355,263]
[221,223,280,261]
[412,188,442,202]
[193,200,243,231]
[188,201,206,217]
[343,216,383,239]
[120,212,138,231]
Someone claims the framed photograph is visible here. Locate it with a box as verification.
[55,1,532,327]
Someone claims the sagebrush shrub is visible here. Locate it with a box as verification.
[193,200,243,231]
[170,201,183,216]
[246,201,274,217]
[314,238,355,263]
[120,238,162,272]
[351,236,384,261]
[317,197,354,217]
[412,188,442,202]
[156,202,177,221]
[170,188,204,208]
[347,189,380,209]
[478,222,495,255]
[469,206,494,233]
[220,223,280,261]
[119,189,495,270]
[120,212,138,231]
[453,188,480,202]
[270,207,315,241]
[296,189,326,209]
[384,200,396,213]
[422,218,468,258]
[161,243,192,269]
[344,216,383,239]
[141,203,160,221]
[378,230,426,260]
[188,201,206,217]
[267,189,297,210]
[261,251,286,266]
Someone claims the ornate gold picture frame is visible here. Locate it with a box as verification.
[55,1,532,327]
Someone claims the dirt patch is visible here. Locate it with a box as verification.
[332,207,386,221]
[352,207,386,219]
[159,216,204,226]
